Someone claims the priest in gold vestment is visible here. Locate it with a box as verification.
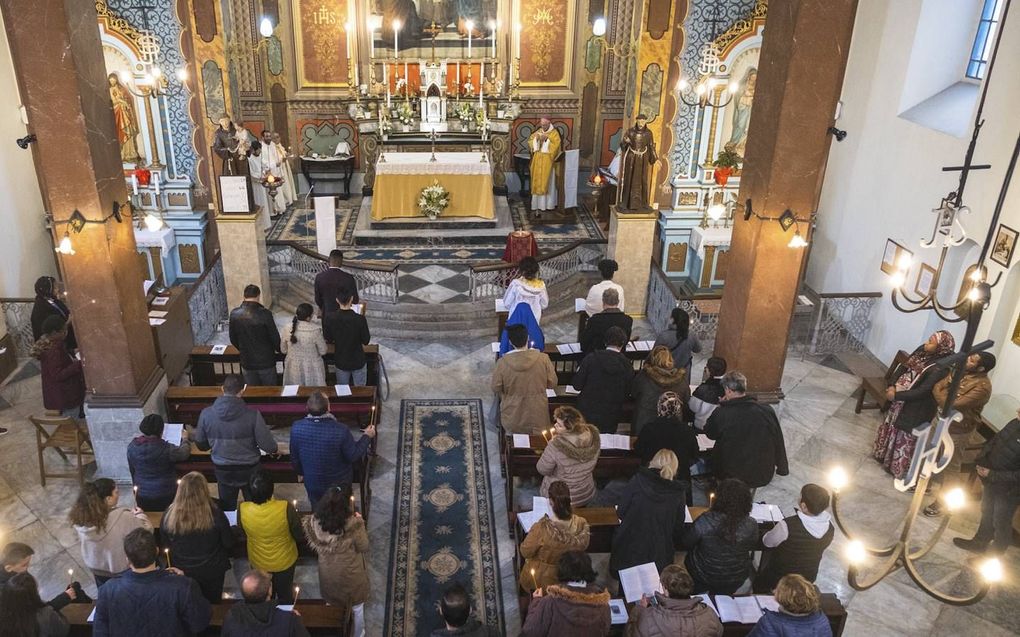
[528,117,562,214]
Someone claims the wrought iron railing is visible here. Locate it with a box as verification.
[807,291,883,355]
[645,264,881,356]
[267,241,399,303]
[186,253,228,345]
[0,297,35,359]
[469,239,607,300]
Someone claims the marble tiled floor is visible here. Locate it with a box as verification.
[1,313,1019,636]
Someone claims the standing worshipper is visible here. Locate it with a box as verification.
[617,114,656,211]
[753,483,834,593]
[229,284,282,386]
[654,307,702,378]
[282,303,328,386]
[314,249,360,316]
[574,326,634,434]
[584,259,625,316]
[0,572,71,637]
[629,346,689,435]
[689,357,727,431]
[873,330,955,480]
[322,289,371,386]
[247,141,271,230]
[238,472,302,603]
[272,132,298,204]
[492,324,558,434]
[519,551,611,636]
[127,414,193,512]
[528,117,562,215]
[33,317,85,420]
[502,256,549,323]
[69,479,153,587]
[579,288,633,354]
[30,275,76,349]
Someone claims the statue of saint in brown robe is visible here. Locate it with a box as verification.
[617,115,657,211]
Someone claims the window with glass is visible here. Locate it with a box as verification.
[967,0,1005,79]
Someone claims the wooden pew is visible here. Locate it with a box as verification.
[503,434,641,526]
[189,344,382,388]
[63,599,351,636]
[174,442,374,520]
[165,385,378,431]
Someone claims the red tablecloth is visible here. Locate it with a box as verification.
[503,231,538,263]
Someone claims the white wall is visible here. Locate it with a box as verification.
[0,12,57,301]
[898,0,981,113]
[807,0,1020,399]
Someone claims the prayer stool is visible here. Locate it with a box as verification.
[30,414,94,486]
[854,349,910,414]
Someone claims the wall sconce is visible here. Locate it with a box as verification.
[50,200,160,256]
[741,200,815,248]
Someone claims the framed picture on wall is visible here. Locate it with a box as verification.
[1013,311,1020,346]
[881,239,913,275]
[990,224,1018,268]
[915,263,937,296]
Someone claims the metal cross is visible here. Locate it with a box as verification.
[424,21,443,61]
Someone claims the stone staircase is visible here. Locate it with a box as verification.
[271,271,597,340]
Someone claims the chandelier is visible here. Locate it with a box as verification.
[677,1,738,109]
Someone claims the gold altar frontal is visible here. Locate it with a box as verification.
[371,151,495,220]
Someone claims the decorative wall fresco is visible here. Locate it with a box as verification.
[518,0,574,87]
[294,0,351,87]
[297,119,359,161]
[638,63,663,122]
[201,60,226,124]
[511,118,573,157]
[600,119,623,166]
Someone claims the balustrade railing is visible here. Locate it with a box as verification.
[186,254,227,345]
[645,265,881,356]
[469,239,607,301]
[267,241,399,303]
[0,297,35,359]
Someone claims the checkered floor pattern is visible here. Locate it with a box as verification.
[397,264,472,303]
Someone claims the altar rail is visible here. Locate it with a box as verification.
[468,239,607,300]
[645,265,881,356]
[267,241,400,303]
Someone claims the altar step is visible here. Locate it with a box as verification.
[353,196,514,246]
[271,272,594,340]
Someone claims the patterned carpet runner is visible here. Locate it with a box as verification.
[384,399,504,636]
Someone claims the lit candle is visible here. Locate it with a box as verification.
[479,61,484,106]
[131,174,138,195]
[466,20,473,58]
[164,548,172,568]
[153,173,160,195]
[530,568,538,590]
[292,499,298,510]
[67,568,74,583]
[133,485,138,497]
[709,492,715,508]
[368,18,375,59]
[489,20,497,58]
[393,19,400,59]
[293,585,301,605]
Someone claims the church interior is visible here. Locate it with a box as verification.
[1,0,1020,634]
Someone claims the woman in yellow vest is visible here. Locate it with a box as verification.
[238,471,301,603]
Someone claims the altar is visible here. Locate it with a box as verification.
[371,151,495,220]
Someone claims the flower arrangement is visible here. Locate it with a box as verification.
[418,180,451,220]
[455,103,474,121]
[474,108,489,130]
[396,102,414,126]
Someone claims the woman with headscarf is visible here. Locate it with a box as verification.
[629,346,689,435]
[873,330,956,479]
[30,275,76,350]
[635,392,699,485]
[654,307,702,379]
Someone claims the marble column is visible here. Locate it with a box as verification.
[608,209,658,317]
[713,0,858,397]
[0,0,165,478]
[217,213,273,310]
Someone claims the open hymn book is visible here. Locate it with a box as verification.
[710,595,781,623]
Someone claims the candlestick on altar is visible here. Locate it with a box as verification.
[404,61,409,96]
[466,20,473,58]
[393,19,401,59]
[429,128,438,162]
[368,18,375,58]
[489,20,497,59]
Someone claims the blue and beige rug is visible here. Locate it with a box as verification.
[384,399,504,636]
[268,196,604,264]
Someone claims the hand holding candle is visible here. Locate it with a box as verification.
[530,568,538,590]
[164,548,172,568]
[293,585,301,605]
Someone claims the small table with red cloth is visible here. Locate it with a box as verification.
[502,230,538,264]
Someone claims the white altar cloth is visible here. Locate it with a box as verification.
[375,152,490,176]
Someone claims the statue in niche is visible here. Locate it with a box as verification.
[726,67,757,157]
[108,73,141,164]
[616,114,657,211]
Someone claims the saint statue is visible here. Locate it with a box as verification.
[617,114,657,211]
[108,73,141,164]
[727,67,757,157]
[212,115,241,175]
[527,117,562,215]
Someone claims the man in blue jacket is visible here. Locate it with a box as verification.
[290,391,375,507]
[94,528,210,637]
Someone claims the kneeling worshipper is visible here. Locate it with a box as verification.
[528,117,562,215]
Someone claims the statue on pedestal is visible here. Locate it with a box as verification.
[213,115,241,175]
[617,114,657,212]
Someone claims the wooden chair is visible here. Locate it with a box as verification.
[854,349,910,414]
[29,414,93,486]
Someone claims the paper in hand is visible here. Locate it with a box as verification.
[161,423,184,446]
[618,562,662,603]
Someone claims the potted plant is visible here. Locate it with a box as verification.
[712,148,742,186]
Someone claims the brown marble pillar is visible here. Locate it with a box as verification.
[713,0,858,397]
[1,0,165,476]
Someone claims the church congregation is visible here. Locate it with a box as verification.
[2,0,1020,636]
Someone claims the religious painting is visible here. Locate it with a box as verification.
[1013,311,1020,346]
[880,239,912,275]
[368,0,499,60]
[915,263,936,297]
[717,46,759,159]
[518,0,575,88]
[201,61,226,125]
[990,224,1018,268]
[293,0,352,88]
[638,63,663,123]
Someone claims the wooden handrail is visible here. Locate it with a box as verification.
[267,240,398,273]
[0,297,35,303]
[471,238,608,273]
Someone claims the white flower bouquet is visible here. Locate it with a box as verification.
[418,180,451,220]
